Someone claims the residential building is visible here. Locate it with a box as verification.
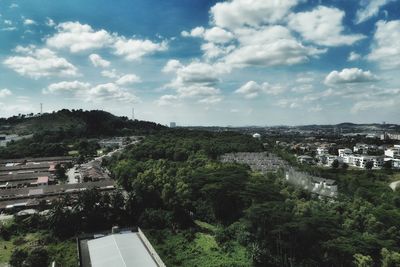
[338,148,352,157]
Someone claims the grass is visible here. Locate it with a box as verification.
[146,227,251,267]
[0,231,78,266]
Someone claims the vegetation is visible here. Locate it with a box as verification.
[1,125,400,266]
[0,109,166,159]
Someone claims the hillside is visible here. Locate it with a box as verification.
[0,109,166,159]
[0,109,166,136]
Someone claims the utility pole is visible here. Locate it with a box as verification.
[40,103,43,114]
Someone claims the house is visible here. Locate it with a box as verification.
[338,148,353,157]
[316,147,329,155]
[78,227,165,267]
[385,145,400,158]
[326,155,341,166]
[35,176,49,186]
[353,143,377,154]
[297,155,314,164]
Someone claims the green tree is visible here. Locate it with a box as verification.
[331,159,340,169]
[9,248,28,267]
[365,161,374,170]
[353,253,373,267]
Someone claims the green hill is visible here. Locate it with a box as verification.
[0,109,165,136]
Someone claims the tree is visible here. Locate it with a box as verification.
[9,248,28,267]
[353,253,373,267]
[26,248,49,267]
[383,160,393,170]
[55,164,67,182]
[331,159,340,169]
[365,161,374,170]
[381,248,400,267]
[341,163,349,170]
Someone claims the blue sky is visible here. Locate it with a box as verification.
[0,0,399,126]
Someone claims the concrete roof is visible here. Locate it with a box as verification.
[87,233,158,267]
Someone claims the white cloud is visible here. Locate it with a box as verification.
[101,69,119,78]
[163,61,227,104]
[201,43,235,59]
[89,53,110,68]
[43,81,90,94]
[181,26,205,38]
[204,27,234,44]
[113,37,167,61]
[211,0,300,29]
[156,94,179,106]
[225,25,324,67]
[291,84,314,93]
[367,20,400,69]
[351,98,397,113]
[308,104,323,112]
[46,21,114,52]
[348,51,361,61]
[44,81,138,103]
[3,46,78,79]
[23,19,36,26]
[9,3,18,8]
[4,20,13,26]
[355,0,395,24]
[46,18,56,27]
[235,81,286,99]
[198,95,223,104]
[183,26,234,44]
[0,89,12,98]
[288,6,365,46]
[115,74,141,85]
[324,68,379,85]
[162,59,183,73]
[87,83,138,103]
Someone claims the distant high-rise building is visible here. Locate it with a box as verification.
[170,122,176,128]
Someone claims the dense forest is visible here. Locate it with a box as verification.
[0,109,165,158]
[2,127,400,266]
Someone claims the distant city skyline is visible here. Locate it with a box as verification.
[0,0,399,126]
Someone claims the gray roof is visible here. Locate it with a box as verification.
[87,233,158,267]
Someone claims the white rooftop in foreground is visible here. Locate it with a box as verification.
[88,232,158,267]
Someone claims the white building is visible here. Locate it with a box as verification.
[317,147,329,155]
[338,148,353,157]
[252,133,261,139]
[297,155,314,164]
[385,145,400,158]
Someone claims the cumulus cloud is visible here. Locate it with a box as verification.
[183,26,234,44]
[87,83,138,103]
[156,94,179,106]
[162,59,183,73]
[355,0,395,24]
[3,46,78,79]
[42,81,90,94]
[211,0,300,29]
[225,26,324,67]
[101,69,119,78]
[351,99,397,113]
[23,19,36,26]
[324,68,379,85]
[288,6,365,46]
[113,37,167,61]
[115,74,141,85]
[348,52,361,61]
[46,22,114,52]
[162,61,227,104]
[367,20,400,69]
[44,81,138,103]
[0,89,12,98]
[89,54,110,68]
[235,81,286,99]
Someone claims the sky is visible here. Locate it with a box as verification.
[0,0,399,126]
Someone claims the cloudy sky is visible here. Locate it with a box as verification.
[0,0,399,126]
